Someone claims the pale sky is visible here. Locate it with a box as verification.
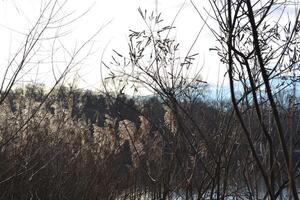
[0,0,225,94]
[0,0,295,95]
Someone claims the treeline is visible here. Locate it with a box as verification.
[0,84,211,199]
[0,84,299,199]
[7,84,141,125]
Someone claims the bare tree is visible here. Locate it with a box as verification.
[103,8,242,199]
[192,0,300,198]
[0,0,105,149]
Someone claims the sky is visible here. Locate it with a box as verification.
[0,0,296,96]
[0,0,225,94]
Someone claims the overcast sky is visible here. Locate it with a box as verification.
[0,0,226,94]
[1,0,294,95]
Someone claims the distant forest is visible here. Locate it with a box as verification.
[1,84,300,199]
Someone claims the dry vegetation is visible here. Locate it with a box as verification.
[1,0,300,199]
[1,82,299,199]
